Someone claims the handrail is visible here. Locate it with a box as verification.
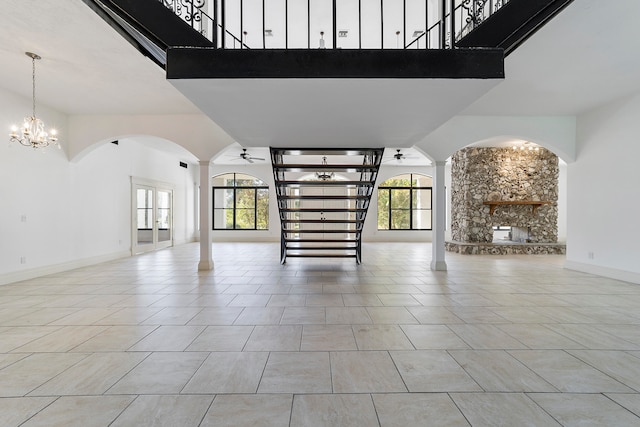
[158,0,510,50]
[158,0,249,49]
[405,0,511,49]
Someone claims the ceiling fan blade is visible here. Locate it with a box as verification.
[246,158,254,163]
[251,157,266,161]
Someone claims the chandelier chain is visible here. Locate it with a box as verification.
[31,55,36,118]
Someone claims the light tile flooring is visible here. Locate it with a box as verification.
[1,242,640,426]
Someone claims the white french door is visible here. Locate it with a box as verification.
[132,179,174,254]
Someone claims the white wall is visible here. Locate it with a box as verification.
[418,115,577,162]
[0,87,198,285]
[558,160,567,243]
[566,92,640,283]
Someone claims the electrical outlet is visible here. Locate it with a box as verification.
[20,256,26,264]
[20,215,27,222]
[588,252,594,260]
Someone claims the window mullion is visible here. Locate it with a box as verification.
[388,189,392,230]
[232,173,237,230]
[254,188,257,230]
[409,187,413,230]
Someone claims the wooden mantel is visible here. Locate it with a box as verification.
[483,200,552,216]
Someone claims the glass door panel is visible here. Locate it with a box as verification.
[156,189,172,247]
[136,187,154,247]
[133,183,174,254]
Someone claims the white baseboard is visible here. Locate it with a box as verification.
[564,260,640,285]
[174,237,197,246]
[0,250,131,286]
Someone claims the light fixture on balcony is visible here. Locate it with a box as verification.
[319,31,326,49]
[512,141,540,151]
[315,156,335,181]
[412,30,425,49]
[9,52,59,149]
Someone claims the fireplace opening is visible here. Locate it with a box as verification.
[493,226,531,243]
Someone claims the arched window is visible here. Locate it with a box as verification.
[212,173,269,230]
[377,173,432,230]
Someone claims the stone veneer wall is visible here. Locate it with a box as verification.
[451,147,559,243]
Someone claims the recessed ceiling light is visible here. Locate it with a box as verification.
[412,30,424,37]
[264,29,273,37]
[338,30,348,37]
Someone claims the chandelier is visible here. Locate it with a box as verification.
[315,156,335,181]
[9,52,59,149]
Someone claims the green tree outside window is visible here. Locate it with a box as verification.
[377,174,432,230]
[213,173,269,230]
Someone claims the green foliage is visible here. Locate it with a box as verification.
[377,176,432,230]
[257,189,269,229]
[377,190,389,230]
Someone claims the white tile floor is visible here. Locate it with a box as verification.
[1,242,640,426]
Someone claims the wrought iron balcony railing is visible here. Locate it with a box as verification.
[158,0,510,50]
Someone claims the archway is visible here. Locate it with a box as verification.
[445,136,568,255]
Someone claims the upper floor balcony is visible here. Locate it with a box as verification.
[160,0,511,51]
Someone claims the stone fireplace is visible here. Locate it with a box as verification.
[446,146,565,255]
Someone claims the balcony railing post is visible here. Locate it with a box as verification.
[425,0,429,48]
[213,0,218,47]
[358,0,362,49]
[333,0,337,48]
[380,0,384,48]
[441,0,446,48]
[240,0,244,48]
[403,0,406,49]
[307,0,310,48]
[450,0,455,48]
[221,0,226,47]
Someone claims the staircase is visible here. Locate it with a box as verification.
[81,0,216,67]
[271,148,384,264]
[455,0,575,56]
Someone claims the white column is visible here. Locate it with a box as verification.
[431,160,448,271]
[198,160,214,270]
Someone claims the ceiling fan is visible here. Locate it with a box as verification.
[236,148,265,163]
[384,149,416,163]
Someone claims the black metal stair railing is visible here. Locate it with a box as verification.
[158,0,248,48]
[406,0,510,49]
[88,0,567,61]
[154,0,512,50]
[455,0,575,55]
